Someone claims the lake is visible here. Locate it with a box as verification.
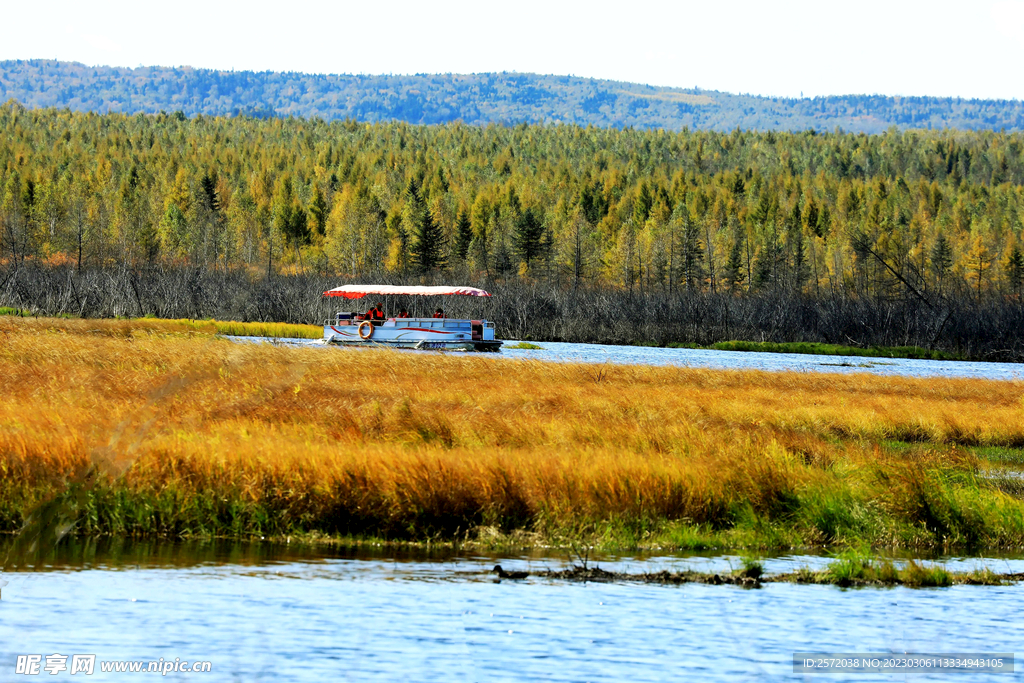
[1,540,1020,681]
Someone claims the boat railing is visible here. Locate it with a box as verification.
[325,318,489,328]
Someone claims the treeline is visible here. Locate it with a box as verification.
[2,102,1024,356]
[7,263,1024,360]
[4,60,1024,133]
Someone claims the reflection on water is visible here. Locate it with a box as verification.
[228,336,1024,381]
[1,538,1021,681]
[5,536,1024,575]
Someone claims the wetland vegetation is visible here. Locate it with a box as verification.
[3,316,1024,553]
[543,554,1021,588]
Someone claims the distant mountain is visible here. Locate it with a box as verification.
[3,59,1024,133]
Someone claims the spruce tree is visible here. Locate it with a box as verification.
[723,234,746,293]
[931,233,953,289]
[453,209,472,261]
[632,183,653,226]
[200,172,219,212]
[1008,246,1024,297]
[412,208,444,272]
[816,205,831,236]
[731,173,745,197]
[513,207,545,267]
[680,211,704,291]
[792,229,809,290]
[804,198,820,236]
[309,185,328,236]
[289,206,309,245]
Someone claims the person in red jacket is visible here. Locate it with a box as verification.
[367,302,385,320]
[397,308,410,318]
[433,308,445,318]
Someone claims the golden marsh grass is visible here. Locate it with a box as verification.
[2,316,1024,549]
[142,317,323,339]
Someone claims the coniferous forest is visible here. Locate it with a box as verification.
[2,100,1024,358]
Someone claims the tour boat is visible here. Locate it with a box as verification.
[322,284,503,351]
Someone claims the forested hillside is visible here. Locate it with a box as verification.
[2,102,1023,355]
[3,59,1024,133]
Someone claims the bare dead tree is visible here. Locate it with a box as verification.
[2,262,1023,361]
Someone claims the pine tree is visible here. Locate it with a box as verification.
[931,233,953,292]
[788,201,802,232]
[566,209,594,289]
[513,207,545,267]
[118,167,158,264]
[751,188,775,226]
[723,233,745,293]
[1007,246,1024,297]
[816,205,831,236]
[753,230,782,291]
[453,209,472,261]
[274,204,292,245]
[632,183,653,226]
[792,229,809,290]
[412,208,444,272]
[200,172,219,213]
[309,185,328,236]
[275,199,310,247]
[579,181,605,224]
[804,198,820,237]
[731,173,745,197]
[680,210,704,291]
[468,195,492,277]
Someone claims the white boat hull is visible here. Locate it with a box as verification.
[323,317,502,351]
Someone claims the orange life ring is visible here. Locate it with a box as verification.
[358,321,374,340]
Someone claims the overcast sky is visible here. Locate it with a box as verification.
[3,0,1023,100]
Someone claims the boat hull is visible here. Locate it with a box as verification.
[323,318,502,351]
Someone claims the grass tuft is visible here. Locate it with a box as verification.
[157,318,322,339]
[737,557,764,579]
[506,342,544,350]
[707,340,963,361]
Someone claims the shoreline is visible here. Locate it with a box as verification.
[0,311,1011,363]
[3,530,1021,589]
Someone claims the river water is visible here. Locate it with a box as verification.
[231,336,1024,381]
[1,541,1021,681]
[499,341,1024,380]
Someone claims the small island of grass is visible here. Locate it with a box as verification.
[658,340,965,361]
[506,341,545,350]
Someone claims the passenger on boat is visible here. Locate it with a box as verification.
[367,302,385,321]
[433,308,445,318]
[397,308,410,318]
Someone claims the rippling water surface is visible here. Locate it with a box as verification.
[498,341,1024,380]
[231,336,1024,381]
[1,541,1021,681]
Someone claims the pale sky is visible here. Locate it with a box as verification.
[3,0,1024,100]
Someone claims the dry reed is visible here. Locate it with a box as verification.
[2,316,1024,549]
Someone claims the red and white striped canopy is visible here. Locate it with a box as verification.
[323,285,492,299]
